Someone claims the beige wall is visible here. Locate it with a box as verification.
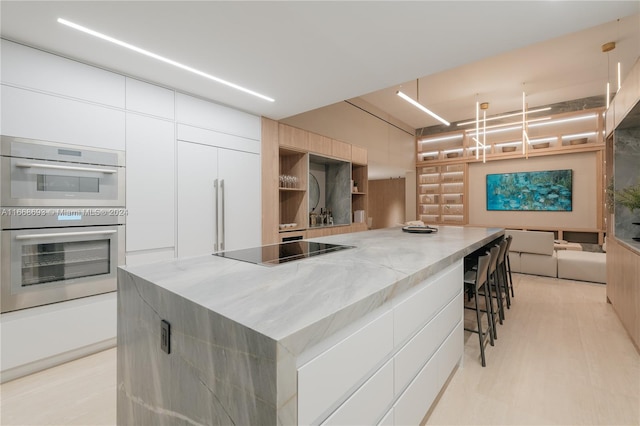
[468,152,598,230]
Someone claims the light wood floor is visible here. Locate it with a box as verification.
[1,274,639,425]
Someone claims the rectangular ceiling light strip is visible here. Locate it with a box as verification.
[397,91,450,126]
[57,18,275,102]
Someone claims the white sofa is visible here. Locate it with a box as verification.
[506,230,557,277]
[506,229,606,283]
[557,250,607,283]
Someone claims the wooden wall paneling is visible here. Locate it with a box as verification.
[332,139,352,160]
[351,145,368,165]
[369,179,406,229]
[262,118,280,245]
[279,123,309,150]
[606,238,640,353]
[308,132,332,156]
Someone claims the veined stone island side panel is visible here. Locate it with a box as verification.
[117,269,278,425]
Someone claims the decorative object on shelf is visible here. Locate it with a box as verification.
[309,173,320,209]
[502,146,517,152]
[397,79,450,126]
[532,142,550,149]
[279,174,299,188]
[569,137,588,145]
[446,152,459,158]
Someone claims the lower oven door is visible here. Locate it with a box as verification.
[1,225,124,313]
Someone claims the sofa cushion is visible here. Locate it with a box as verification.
[506,230,555,256]
[520,251,558,277]
[557,250,606,283]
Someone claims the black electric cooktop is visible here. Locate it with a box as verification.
[213,241,354,266]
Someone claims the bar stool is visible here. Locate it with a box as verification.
[504,235,515,298]
[496,239,511,310]
[463,252,494,367]
[487,244,505,325]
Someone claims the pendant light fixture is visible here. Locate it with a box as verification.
[397,79,450,126]
[602,41,616,109]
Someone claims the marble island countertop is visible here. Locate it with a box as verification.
[119,225,503,354]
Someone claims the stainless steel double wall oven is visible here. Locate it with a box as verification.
[1,136,125,313]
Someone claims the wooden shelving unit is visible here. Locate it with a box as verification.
[415,107,605,225]
[279,148,308,232]
[351,163,368,224]
[262,119,370,244]
[417,164,466,225]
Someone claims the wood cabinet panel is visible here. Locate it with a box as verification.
[279,123,309,150]
[262,118,280,245]
[606,238,640,352]
[309,132,332,156]
[331,139,352,160]
[351,145,368,165]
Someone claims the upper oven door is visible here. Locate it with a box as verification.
[0,137,125,207]
[0,224,124,313]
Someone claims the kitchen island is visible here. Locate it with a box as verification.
[117,226,503,425]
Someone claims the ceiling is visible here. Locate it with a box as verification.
[1,1,639,132]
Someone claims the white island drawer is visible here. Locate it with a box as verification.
[393,262,462,346]
[393,321,463,426]
[394,292,462,395]
[298,309,393,425]
[321,359,393,426]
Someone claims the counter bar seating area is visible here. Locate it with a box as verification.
[463,252,495,367]
[464,235,515,366]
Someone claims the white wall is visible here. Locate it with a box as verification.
[468,152,598,230]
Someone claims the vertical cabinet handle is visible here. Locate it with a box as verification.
[220,179,225,251]
[214,179,219,252]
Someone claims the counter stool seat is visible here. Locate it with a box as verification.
[464,252,494,367]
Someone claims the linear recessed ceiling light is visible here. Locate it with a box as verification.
[397,91,450,126]
[57,18,275,102]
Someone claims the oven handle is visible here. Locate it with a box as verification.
[15,230,117,240]
[15,162,118,174]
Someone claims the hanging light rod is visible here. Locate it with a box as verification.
[396,91,450,126]
[57,18,275,103]
[457,106,551,126]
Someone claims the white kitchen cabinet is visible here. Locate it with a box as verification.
[125,77,175,120]
[175,92,261,141]
[1,39,125,108]
[125,113,176,253]
[321,358,394,426]
[177,141,219,258]
[218,148,261,251]
[296,261,464,425]
[298,309,394,425]
[177,139,260,258]
[1,85,126,150]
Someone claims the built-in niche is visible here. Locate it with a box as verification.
[614,100,640,244]
[309,154,351,226]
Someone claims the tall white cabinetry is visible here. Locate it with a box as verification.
[176,94,261,257]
